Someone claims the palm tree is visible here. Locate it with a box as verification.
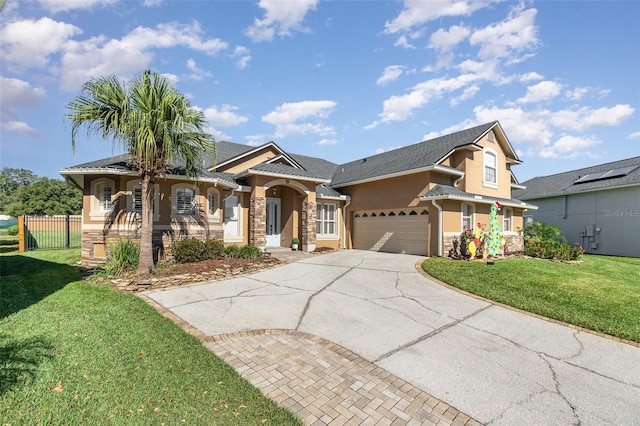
[67,69,214,272]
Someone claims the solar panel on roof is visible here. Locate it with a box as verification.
[574,165,639,184]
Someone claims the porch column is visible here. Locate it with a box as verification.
[301,199,316,252]
[250,196,266,249]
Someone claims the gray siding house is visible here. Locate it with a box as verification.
[513,157,640,257]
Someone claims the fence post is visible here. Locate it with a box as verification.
[18,215,26,253]
[66,214,71,248]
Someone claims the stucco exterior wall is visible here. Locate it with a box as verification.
[218,146,281,173]
[524,187,640,257]
[460,136,512,199]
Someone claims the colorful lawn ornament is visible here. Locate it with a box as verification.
[486,202,503,257]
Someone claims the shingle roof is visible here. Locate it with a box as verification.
[422,184,536,209]
[330,122,498,187]
[316,184,344,198]
[246,162,332,181]
[513,156,640,200]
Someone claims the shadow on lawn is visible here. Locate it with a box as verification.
[0,333,54,396]
[0,254,80,320]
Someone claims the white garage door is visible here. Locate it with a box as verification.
[352,209,429,256]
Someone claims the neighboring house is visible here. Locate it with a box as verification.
[513,156,640,258]
[60,121,537,262]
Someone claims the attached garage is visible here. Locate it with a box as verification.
[352,209,429,255]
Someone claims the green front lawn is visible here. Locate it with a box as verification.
[0,249,301,425]
[422,255,640,343]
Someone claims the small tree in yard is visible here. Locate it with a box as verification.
[67,70,214,272]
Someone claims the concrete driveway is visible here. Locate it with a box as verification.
[147,250,640,425]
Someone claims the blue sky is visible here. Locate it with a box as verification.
[1,0,638,183]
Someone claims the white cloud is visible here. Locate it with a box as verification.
[0,76,46,137]
[519,72,543,82]
[36,0,117,13]
[246,135,268,146]
[58,21,228,90]
[1,121,40,138]
[185,58,213,81]
[450,85,479,106]
[142,0,163,6]
[231,46,252,69]
[469,6,539,62]
[318,138,338,146]
[518,80,563,104]
[549,104,635,131]
[627,132,640,140]
[161,72,179,85]
[0,17,82,70]
[384,0,495,34]
[377,65,405,86]
[367,74,478,128]
[262,100,337,138]
[394,34,416,49]
[429,24,471,52]
[374,145,403,154]
[202,105,249,127]
[565,87,589,101]
[539,135,601,159]
[245,0,319,42]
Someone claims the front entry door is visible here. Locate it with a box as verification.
[266,198,281,247]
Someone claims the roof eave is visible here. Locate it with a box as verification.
[419,193,538,210]
[519,181,640,200]
[332,164,464,188]
[236,168,331,184]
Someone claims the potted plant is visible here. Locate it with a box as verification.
[291,237,299,251]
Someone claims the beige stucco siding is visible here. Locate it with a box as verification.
[218,147,282,173]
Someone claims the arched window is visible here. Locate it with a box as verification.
[171,183,198,216]
[484,148,498,187]
[409,211,417,216]
[398,211,406,216]
[126,180,159,221]
[90,178,115,219]
[388,212,396,216]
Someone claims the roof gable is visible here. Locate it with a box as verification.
[214,141,303,172]
[514,156,640,200]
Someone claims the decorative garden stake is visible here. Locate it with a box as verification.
[486,202,503,257]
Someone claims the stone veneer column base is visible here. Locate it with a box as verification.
[301,200,316,253]
[250,197,267,249]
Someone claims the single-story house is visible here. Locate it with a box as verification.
[60,121,537,262]
[513,156,640,257]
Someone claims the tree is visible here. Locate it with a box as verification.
[0,168,38,214]
[5,177,82,217]
[67,70,214,272]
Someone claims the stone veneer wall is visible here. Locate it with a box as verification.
[301,201,316,252]
[81,227,223,264]
[442,233,524,257]
[249,196,266,248]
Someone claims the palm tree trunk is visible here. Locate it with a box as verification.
[138,174,154,272]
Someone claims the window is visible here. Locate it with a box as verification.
[484,148,498,187]
[177,188,195,214]
[207,188,220,220]
[132,187,142,212]
[317,202,337,236]
[503,207,513,232]
[126,180,160,220]
[171,184,198,216]
[223,195,241,239]
[98,184,113,211]
[90,178,115,219]
[462,203,474,231]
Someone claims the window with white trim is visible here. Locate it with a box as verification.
[126,180,160,220]
[171,184,199,216]
[484,148,498,187]
[207,187,220,220]
[462,203,474,231]
[90,178,115,219]
[503,207,513,232]
[223,195,241,239]
[317,202,337,236]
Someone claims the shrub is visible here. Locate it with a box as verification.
[204,238,225,260]
[6,225,19,236]
[238,244,261,259]
[224,245,240,258]
[172,238,207,264]
[102,239,139,276]
[522,221,583,261]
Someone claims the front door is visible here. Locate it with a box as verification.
[266,198,281,247]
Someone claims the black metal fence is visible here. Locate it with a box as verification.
[21,215,82,251]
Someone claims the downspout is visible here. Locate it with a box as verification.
[342,196,351,249]
[453,173,464,188]
[431,200,443,257]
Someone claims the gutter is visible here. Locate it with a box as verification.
[342,196,351,249]
[431,200,443,257]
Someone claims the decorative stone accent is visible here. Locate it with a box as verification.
[250,196,266,248]
[444,233,524,257]
[301,200,316,252]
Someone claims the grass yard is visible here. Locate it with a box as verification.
[422,255,640,343]
[25,230,82,250]
[0,249,301,425]
[0,230,18,254]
